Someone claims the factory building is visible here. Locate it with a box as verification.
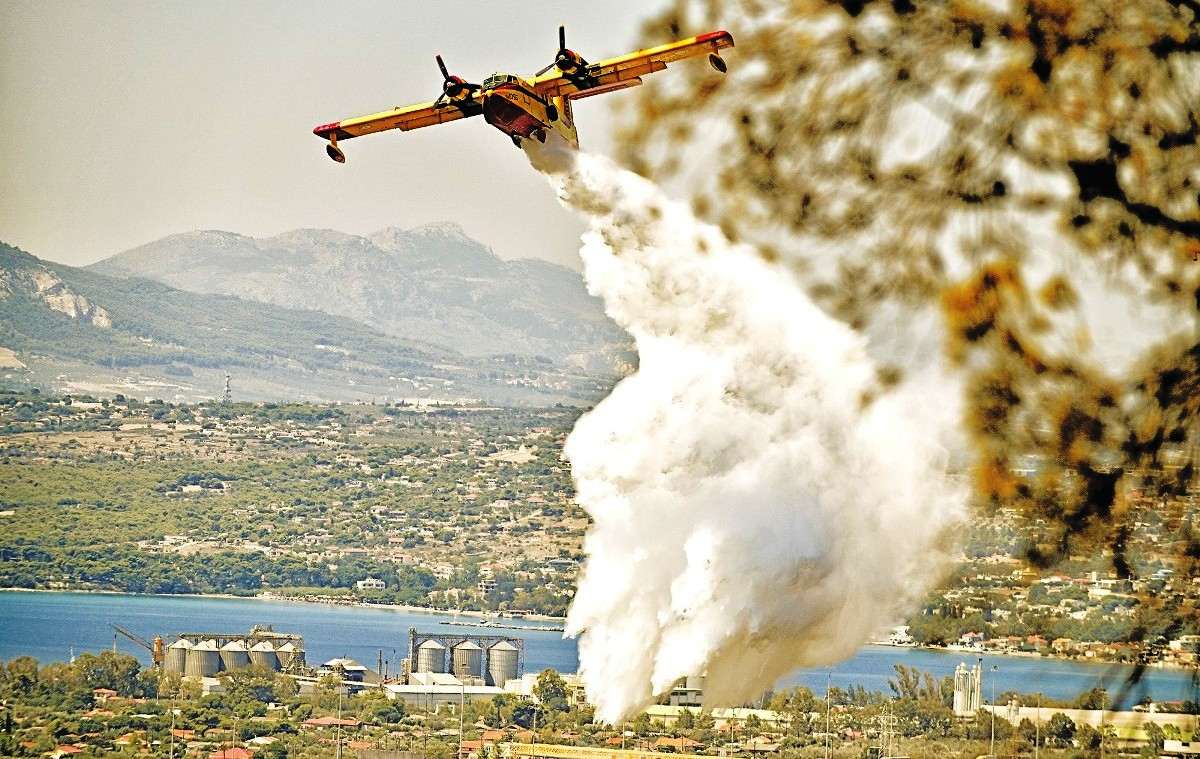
[667,675,705,707]
[383,677,506,707]
[318,657,377,684]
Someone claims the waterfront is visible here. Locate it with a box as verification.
[1,591,1195,708]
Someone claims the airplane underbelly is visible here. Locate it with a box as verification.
[483,90,546,137]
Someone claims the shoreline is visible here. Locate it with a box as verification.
[4,588,1193,673]
[0,586,568,624]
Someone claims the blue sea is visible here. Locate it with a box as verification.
[1,591,1194,708]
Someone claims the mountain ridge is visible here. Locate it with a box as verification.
[89,223,629,372]
[0,241,613,405]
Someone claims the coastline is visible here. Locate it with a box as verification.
[0,586,568,624]
[866,639,1196,673]
[5,588,1192,672]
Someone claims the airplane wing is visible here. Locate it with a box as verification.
[531,30,733,101]
[313,95,483,143]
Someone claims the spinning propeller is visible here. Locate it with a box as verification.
[433,54,480,106]
[534,25,589,77]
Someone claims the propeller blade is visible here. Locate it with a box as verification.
[534,61,556,77]
[436,54,449,80]
[434,92,446,107]
[559,25,566,50]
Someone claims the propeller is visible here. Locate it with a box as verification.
[433,54,480,106]
[534,25,587,77]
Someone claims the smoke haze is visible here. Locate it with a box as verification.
[530,145,966,723]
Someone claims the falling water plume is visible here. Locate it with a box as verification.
[527,142,966,723]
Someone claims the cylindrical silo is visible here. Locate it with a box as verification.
[451,641,482,679]
[276,642,297,669]
[186,640,220,678]
[486,641,518,687]
[248,641,280,670]
[415,639,446,673]
[165,638,192,675]
[219,640,250,671]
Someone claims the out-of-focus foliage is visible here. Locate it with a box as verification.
[612,4,1200,707]
[617,0,1198,599]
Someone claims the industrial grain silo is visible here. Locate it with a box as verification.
[164,638,192,675]
[486,640,518,687]
[451,640,482,679]
[186,639,220,678]
[415,639,446,673]
[249,641,280,670]
[219,640,250,671]
[275,642,297,669]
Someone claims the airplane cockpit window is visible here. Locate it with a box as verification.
[483,73,519,89]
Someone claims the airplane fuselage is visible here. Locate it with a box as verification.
[478,73,578,148]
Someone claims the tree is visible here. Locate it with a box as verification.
[533,669,569,711]
[1045,712,1076,748]
[1144,721,1165,751]
[1076,723,1103,751]
[631,712,652,736]
[71,651,144,696]
[512,702,544,730]
[616,0,1200,649]
[358,690,406,725]
[220,665,294,705]
[1075,687,1109,711]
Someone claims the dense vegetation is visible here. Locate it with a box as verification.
[0,392,583,614]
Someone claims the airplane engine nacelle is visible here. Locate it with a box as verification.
[556,50,585,74]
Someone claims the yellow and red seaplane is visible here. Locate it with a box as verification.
[313,25,733,162]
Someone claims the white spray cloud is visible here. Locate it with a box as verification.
[528,144,966,723]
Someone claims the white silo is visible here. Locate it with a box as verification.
[219,640,250,671]
[165,638,192,675]
[415,639,446,673]
[451,640,482,679]
[186,639,220,678]
[486,640,518,687]
[248,641,280,670]
[276,641,297,669]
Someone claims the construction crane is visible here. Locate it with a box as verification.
[111,624,164,667]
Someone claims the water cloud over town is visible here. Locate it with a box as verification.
[531,146,966,722]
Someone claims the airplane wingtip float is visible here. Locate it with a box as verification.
[313,26,734,163]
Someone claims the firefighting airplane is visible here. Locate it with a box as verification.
[313,26,734,162]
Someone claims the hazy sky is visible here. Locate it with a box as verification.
[0,0,670,269]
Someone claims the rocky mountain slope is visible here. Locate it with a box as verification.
[0,242,613,405]
[90,223,630,373]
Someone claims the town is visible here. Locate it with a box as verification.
[2,391,1197,670]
